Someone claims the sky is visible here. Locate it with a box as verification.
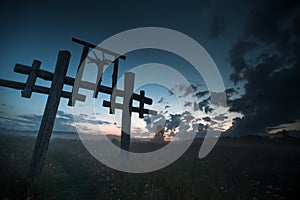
[0,0,299,137]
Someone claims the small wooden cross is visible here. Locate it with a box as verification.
[102,73,157,151]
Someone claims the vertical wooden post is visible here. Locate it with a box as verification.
[119,72,134,191]
[109,58,119,114]
[120,72,134,151]
[68,44,89,106]
[111,58,119,89]
[25,51,71,196]
[92,56,106,98]
[139,90,145,118]
[78,44,90,71]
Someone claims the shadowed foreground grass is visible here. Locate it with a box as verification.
[0,134,299,200]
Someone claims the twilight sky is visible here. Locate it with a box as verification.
[0,0,299,137]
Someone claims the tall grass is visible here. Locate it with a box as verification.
[0,134,299,199]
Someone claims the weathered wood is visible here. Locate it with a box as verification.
[25,51,71,195]
[71,79,153,106]
[139,90,145,118]
[14,64,74,86]
[14,64,153,105]
[0,79,85,101]
[78,44,90,71]
[120,72,134,151]
[72,37,126,60]
[90,53,106,99]
[68,44,90,106]
[21,60,41,98]
[99,85,153,104]
[109,58,120,114]
[102,100,157,116]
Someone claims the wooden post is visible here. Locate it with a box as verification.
[112,58,119,90]
[25,51,71,196]
[120,72,134,151]
[78,44,90,71]
[139,90,145,118]
[109,58,119,114]
[68,44,89,106]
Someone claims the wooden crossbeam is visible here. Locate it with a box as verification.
[72,37,126,60]
[102,100,157,116]
[21,60,41,98]
[14,62,155,105]
[0,79,84,101]
[13,64,86,102]
[14,62,153,104]
[70,67,153,107]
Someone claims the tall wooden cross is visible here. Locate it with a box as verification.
[0,38,157,197]
[102,72,157,151]
[0,51,72,196]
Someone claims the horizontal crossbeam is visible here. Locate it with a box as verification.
[0,79,85,101]
[72,38,126,60]
[103,100,157,116]
[14,64,153,105]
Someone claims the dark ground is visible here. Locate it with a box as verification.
[0,134,299,200]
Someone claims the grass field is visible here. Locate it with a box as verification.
[0,134,299,200]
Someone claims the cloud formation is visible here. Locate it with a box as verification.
[227,0,300,135]
[0,110,111,132]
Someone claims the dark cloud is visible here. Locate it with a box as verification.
[229,40,257,84]
[209,15,225,39]
[197,97,210,112]
[170,83,200,98]
[166,114,181,131]
[197,123,209,137]
[143,116,152,125]
[181,111,194,122]
[228,0,300,135]
[203,116,211,122]
[244,0,299,43]
[214,113,228,121]
[225,88,238,99]
[195,90,209,98]
[158,97,164,103]
[179,84,197,97]
[184,101,192,107]
[143,114,166,133]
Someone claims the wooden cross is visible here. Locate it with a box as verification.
[102,73,157,151]
[1,51,72,196]
[0,38,157,197]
